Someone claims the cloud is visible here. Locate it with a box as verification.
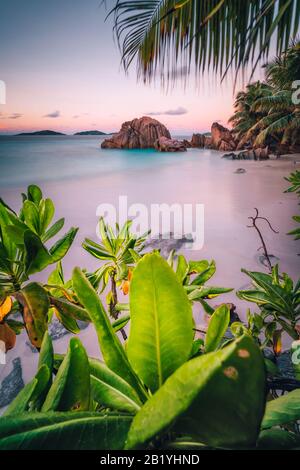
[43,110,60,118]
[73,115,80,119]
[9,113,23,119]
[0,112,23,119]
[147,106,188,116]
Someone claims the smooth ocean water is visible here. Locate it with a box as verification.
[0,135,197,188]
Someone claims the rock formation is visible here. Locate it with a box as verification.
[210,122,237,151]
[101,116,171,149]
[222,147,269,160]
[189,124,236,151]
[155,136,187,152]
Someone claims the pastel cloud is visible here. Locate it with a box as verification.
[0,112,23,119]
[43,110,60,118]
[147,106,188,116]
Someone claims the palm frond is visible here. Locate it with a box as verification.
[109,0,300,85]
[254,112,295,145]
[252,91,293,112]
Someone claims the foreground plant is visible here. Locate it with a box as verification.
[1,252,300,450]
[285,170,300,242]
[0,185,89,349]
[108,1,299,85]
[237,266,300,355]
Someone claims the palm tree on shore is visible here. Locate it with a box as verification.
[108,0,300,84]
[247,42,300,149]
[228,82,272,148]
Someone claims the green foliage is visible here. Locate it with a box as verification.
[204,304,230,353]
[230,42,300,148]
[108,1,299,86]
[237,266,300,349]
[1,187,300,450]
[285,170,300,241]
[126,336,266,450]
[42,337,90,412]
[0,413,132,450]
[72,267,148,402]
[0,185,79,347]
[261,389,300,429]
[1,248,300,450]
[127,253,194,392]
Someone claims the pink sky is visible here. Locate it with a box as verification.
[0,0,264,136]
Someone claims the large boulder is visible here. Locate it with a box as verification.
[155,136,187,152]
[101,116,171,149]
[191,133,206,148]
[211,122,236,151]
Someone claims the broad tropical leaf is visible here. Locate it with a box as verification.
[72,268,148,402]
[42,337,90,412]
[204,304,230,353]
[261,389,300,429]
[126,336,266,450]
[127,253,194,392]
[0,413,132,450]
[17,282,49,349]
[108,0,300,85]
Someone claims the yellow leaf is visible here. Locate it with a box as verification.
[0,297,12,322]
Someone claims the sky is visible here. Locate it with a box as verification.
[0,0,265,135]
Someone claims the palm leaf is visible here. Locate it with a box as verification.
[108,0,300,85]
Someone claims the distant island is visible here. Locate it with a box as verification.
[74,130,107,136]
[15,130,66,136]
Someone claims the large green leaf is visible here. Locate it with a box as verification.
[261,389,300,429]
[22,200,40,234]
[191,260,216,285]
[0,201,17,260]
[72,268,148,402]
[126,336,266,450]
[49,227,78,262]
[257,429,300,450]
[24,230,53,275]
[27,185,42,205]
[4,365,50,416]
[39,198,55,234]
[54,354,142,413]
[17,282,49,349]
[90,358,142,413]
[205,304,230,353]
[0,413,132,450]
[127,253,194,392]
[50,296,90,322]
[42,337,90,412]
[43,218,65,243]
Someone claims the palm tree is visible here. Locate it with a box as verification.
[108,0,300,84]
[228,81,272,148]
[248,42,300,149]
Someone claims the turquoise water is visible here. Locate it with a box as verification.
[0,135,195,188]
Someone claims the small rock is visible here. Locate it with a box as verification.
[222,152,236,159]
[0,357,24,408]
[145,233,193,258]
[276,351,296,379]
[235,168,246,174]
